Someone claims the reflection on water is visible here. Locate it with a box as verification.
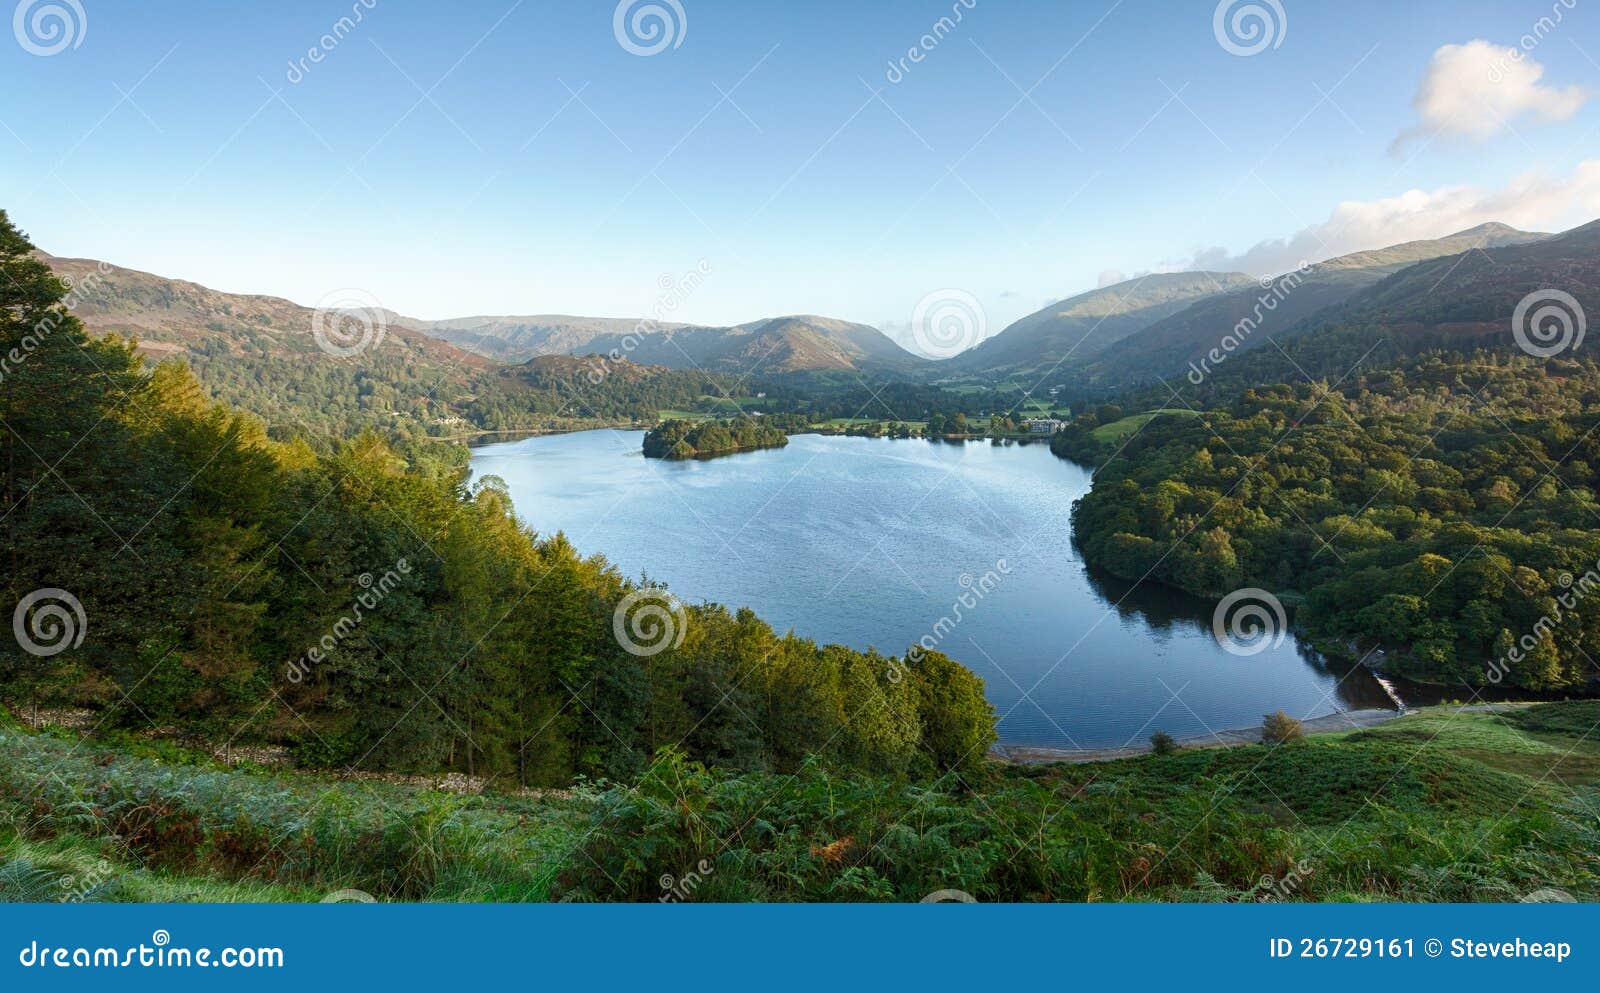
[1079,567,1396,714]
[470,429,1391,749]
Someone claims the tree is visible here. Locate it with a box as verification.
[905,647,997,778]
[1261,711,1304,745]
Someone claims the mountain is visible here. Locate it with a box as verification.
[1078,223,1549,388]
[1109,218,1600,406]
[1336,219,1599,336]
[633,314,931,375]
[949,271,1258,376]
[387,313,694,362]
[35,254,740,437]
[42,253,483,372]
[401,311,930,377]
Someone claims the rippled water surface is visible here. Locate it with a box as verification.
[470,430,1389,748]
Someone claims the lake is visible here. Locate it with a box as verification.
[469,430,1393,749]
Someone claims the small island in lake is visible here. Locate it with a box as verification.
[643,418,790,459]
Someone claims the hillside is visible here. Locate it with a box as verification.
[1336,218,1600,341]
[949,270,1256,376]
[40,253,492,437]
[1123,217,1600,404]
[36,253,787,438]
[405,309,930,377]
[6,699,1597,901]
[1077,223,1547,389]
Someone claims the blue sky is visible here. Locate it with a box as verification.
[4,0,1599,341]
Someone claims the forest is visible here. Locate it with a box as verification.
[1062,348,1600,690]
[0,212,995,789]
[7,207,1600,903]
[642,417,791,459]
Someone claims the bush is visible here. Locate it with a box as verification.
[1150,731,1178,756]
[1261,711,1305,745]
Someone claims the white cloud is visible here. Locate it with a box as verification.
[1096,269,1127,288]
[1189,161,1600,276]
[1392,40,1586,152]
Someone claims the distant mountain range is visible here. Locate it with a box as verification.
[39,216,1598,424]
[401,310,930,377]
[41,251,930,382]
[935,222,1550,390]
[1073,222,1548,388]
[38,253,749,436]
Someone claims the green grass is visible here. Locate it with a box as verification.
[0,726,595,902]
[0,832,316,903]
[1058,738,1553,826]
[1326,704,1600,785]
[1017,398,1063,417]
[1090,408,1201,443]
[5,703,1599,903]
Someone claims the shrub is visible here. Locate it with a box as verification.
[1150,731,1178,756]
[1261,711,1304,745]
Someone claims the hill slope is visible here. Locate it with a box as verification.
[1079,223,1548,388]
[950,270,1257,377]
[38,254,749,437]
[1151,217,1600,401]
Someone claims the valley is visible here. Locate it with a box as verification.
[9,208,1600,906]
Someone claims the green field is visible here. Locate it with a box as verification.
[1090,408,1201,443]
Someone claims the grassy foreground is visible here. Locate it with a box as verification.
[2,702,1597,903]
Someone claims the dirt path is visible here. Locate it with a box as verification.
[989,704,1523,765]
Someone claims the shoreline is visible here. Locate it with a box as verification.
[991,708,1399,764]
[988,704,1523,764]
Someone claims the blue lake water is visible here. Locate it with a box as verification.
[469,430,1390,749]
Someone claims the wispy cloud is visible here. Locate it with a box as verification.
[1186,160,1600,276]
